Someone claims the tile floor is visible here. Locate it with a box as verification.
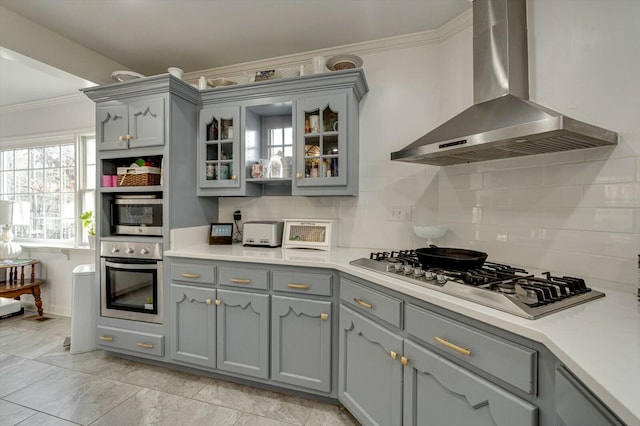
[0,312,360,426]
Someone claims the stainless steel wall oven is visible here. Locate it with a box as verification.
[100,241,163,324]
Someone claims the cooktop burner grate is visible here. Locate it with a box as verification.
[350,251,605,319]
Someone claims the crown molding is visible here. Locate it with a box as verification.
[0,93,91,114]
[184,10,473,83]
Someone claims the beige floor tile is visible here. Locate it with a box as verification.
[90,388,242,426]
[4,369,140,425]
[5,314,72,337]
[0,354,62,398]
[234,413,298,426]
[13,412,80,426]
[305,402,360,426]
[0,399,37,426]
[36,347,140,378]
[0,327,65,359]
[194,379,313,425]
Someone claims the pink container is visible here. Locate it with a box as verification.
[111,175,119,187]
[101,175,112,187]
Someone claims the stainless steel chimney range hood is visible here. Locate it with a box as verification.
[391,0,617,166]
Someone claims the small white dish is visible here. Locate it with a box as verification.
[111,70,145,82]
[326,54,363,71]
[167,67,184,79]
[413,225,447,246]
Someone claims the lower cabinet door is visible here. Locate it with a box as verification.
[271,296,332,392]
[403,340,538,426]
[339,305,403,426]
[170,285,216,368]
[216,289,269,379]
[555,367,623,426]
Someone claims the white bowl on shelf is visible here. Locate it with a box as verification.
[413,225,447,246]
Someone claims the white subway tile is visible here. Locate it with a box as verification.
[510,186,583,208]
[475,189,511,207]
[544,157,635,186]
[582,183,639,207]
[542,207,635,233]
[483,167,544,189]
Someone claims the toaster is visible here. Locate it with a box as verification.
[242,221,284,247]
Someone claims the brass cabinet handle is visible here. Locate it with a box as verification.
[320,313,328,321]
[231,175,237,181]
[215,299,221,306]
[137,342,154,349]
[125,133,133,140]
[353,297,373,309]
[118,135,125,141]
[205,299,212,305]
[390,350,398,360]
[435,336,471,357]
[181,273,200,279]
[401,356,409,366]
[99,335,113,342]
[287,284,310,289]
[230,278,251,284]
[296,172,302,179]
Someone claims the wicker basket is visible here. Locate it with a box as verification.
[116,167,161,187]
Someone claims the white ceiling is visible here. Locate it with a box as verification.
[0,0,471,107]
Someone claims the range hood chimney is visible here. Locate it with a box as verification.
[391,0,617,166]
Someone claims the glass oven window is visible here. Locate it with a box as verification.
[106,263,158,314]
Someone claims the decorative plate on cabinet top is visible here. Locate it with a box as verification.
[326,54,363,71]
[111,70,145,82]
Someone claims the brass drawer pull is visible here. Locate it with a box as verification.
[230,278,251,284]
[390,350,398,360]
[401,356,409,366]
[137,342,154,349]
[287,284,310,289]
[435,336,471,356]
[205,299,212,305]
[320,313,329,320]
[354,297,372,309]
[181,273,200,279]
[215,299,221,306]
[99,335,113,342]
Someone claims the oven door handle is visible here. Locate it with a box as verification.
[105,261,158,270]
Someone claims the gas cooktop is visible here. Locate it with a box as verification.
[350,250,605,320]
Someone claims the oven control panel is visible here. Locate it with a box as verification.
[100,241,162,260]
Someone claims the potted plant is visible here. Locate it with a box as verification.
[80,210,96,249]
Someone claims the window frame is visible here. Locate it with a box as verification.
[0,129,96,249]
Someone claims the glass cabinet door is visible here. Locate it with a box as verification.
[296,94,347,188]
[199,106,240,189]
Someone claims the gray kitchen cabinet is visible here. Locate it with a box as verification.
[555,367,624,426]
[403,339,538,426]
[216,288,270,379]
[197,105,251,195]
[197,69,367,197]
[96,97,165,151]
[339,305,404,426]
[294,93,356,195]
[271,295,332,392]
[170,284,216,368]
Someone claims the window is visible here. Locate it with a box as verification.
[263,116,293,159]
[0,132,95,247]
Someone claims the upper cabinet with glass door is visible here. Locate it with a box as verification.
[96,96,165,151]
[197,69,367,197]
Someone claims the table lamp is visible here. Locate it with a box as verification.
[0,200,30,260]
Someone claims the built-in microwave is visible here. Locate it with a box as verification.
[111,197,163,236]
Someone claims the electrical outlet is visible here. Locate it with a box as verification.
[388,205,412,222]
[233,210,242,221]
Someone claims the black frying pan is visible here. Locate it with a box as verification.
[415,246,488,270]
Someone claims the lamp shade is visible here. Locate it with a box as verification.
[0,200,30,226]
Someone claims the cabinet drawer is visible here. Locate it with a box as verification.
[219,266,269,290]
[171,263,215,284]
[97,325,164,357]
[405,304,537,394]
[340,278,402,328]
[272,271,332,297]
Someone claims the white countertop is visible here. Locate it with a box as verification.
[166,236,640,426]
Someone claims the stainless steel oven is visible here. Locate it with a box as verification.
[100,241,162,324]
